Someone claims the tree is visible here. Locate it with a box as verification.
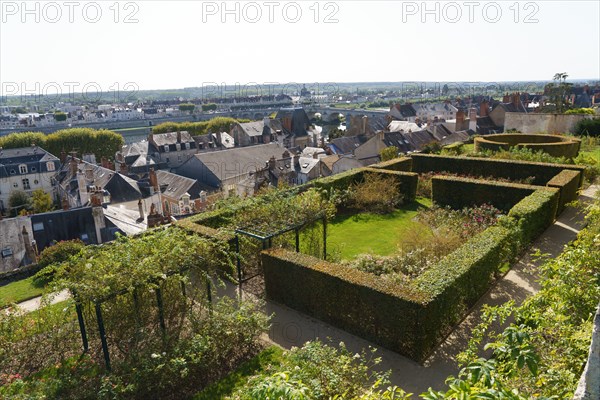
[0,132,48,149]
[542,72,573,113]
[8,190,31,217]
[179,103,196,113]
[379,146,399,161]
[53,112,67,122]
[328,127,345,140]
[201,103,217,112]
[31,189,54,214]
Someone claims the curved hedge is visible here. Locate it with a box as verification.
[474,133,581,158]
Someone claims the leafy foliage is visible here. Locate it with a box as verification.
[0,128,124,161]
[575,117,600,137]
[152,117,246,136]
[31,189,54,214]
[230,341,411,400]
[380,146,399,162]
[8,190,31,217]
[349,173,403,214]
[32,240,85,286]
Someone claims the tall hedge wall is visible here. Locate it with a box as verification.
[369,157,413,172]
[413,225,519,353]
[505,189,559,246]
[431,176,542,212]
[262,249,430,360]
[411,153,586,186]
[262,187,562,362]
[307,167,418,203]
[547,169,581,213]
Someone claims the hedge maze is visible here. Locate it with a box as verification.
[181,154,584,363]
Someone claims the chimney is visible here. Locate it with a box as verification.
[101,157,109,168]
[480,100,489,117]
[456,109,465,124]
[149,168,159,193]
[503,93,510,103]
[137,198,144,221]
[85,164,94,183]
[62,197,70,210]
[313,151,319,159]
[282,150,290,159]
[91,201,105,244]
[21,225,36,265]
[119,162,128,175]
[512,92,520,108]
[177,130,182,143]
[268,156,276,170]
[469,108,478,132]
[263,116,270,127]
[362,116,368,135]
[70,157,78,176]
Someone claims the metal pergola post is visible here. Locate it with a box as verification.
[322,216,327,260]
[95,302,111,372]
[155,287,166,336]
[295,228,300,252]
[75,302,88,352]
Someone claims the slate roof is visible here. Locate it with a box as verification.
[57,157,142,204]
[238,121,268,137]
[103,205,147,236]
[298,157,320,174]
[188,143,284,182]
[328,135,367,155]
[495,102,527,113]
[151,131,194,147]
[440,130,472,146]
[388,120,423,133]
[0,146,60,178]
[155,170,202,200]
[392,104,417,118]
[427,124,454,141]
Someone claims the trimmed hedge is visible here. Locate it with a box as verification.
[474,133,582,158]
[262,187,563,362]
[413,224,519,354]
[431,176,542,212]
[505,189,559,246]
[369,157,413,172]
[262,249,430,360]
[411,153,586,186]
[547,169,581,213]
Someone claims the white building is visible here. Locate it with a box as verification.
[0,146,61,214]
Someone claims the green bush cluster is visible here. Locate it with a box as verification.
[411,153,586,186]
[547,169,581,212]
[262,189,560,362]
[431,176,542,212]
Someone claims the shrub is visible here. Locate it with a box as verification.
[32,240,85,286]
[505,189,559,246]
[574,117,600,137]
[350,173,402,213]
[546,169,581,212]
[369,157,413,172]
[565,108,596,115]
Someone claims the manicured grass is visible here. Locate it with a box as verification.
[327,198,433,260]
[193,346,284,399]
[0,277,45,308]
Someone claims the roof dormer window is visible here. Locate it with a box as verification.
[164,145,170,152]
[19,164,27,174]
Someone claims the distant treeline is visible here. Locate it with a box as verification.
[0,128,124,161]
[152,117,250,136]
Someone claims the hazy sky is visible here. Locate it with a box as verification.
[1,0,599,96]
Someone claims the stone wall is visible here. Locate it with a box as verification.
[573,302,600,400]
[504,112,596,134]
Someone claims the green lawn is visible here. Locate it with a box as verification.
[194,346,284,399]
[327,198,433,260]
[0,277,45,308]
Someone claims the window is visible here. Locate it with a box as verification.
[164,145,170,152]
[13,182,18,188]
[34,180,39,185]
[31,167,36,172]
[1,248,13,258]
[176,143,181,151]
[19,164,27,174]
[178,155,182,162]
[185,142,190,150]
[46,161,55,172]
[10,170,15,175]
[22,178,30,190]
[166,157,170,163]
[33,222,44,231]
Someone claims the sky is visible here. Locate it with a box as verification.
[0,0,599,96]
